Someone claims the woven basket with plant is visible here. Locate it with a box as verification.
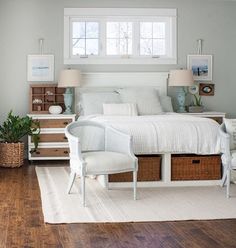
[0,111,40,168]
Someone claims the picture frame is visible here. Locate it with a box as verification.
[187,55,212,81]
[188,84,199,95]
[199,83,215,96]
[27,55,54,82]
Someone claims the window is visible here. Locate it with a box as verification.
[140,22,166,56]
[106,22,132,55]
[72,21,99,56]
[64,8,177,64]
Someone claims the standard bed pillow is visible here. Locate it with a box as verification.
[117,88,163,115]
[103,103,138,116]
[160,96,174,112]
[80,92,121,115]
[224,118,236,149]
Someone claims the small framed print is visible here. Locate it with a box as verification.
[199,83,215,96]
[188,85,199,95]
[27,55,54,82]
[187,55,212,81]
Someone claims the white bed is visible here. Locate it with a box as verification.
[75,72,222,187]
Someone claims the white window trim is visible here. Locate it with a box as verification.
[64,8,177,65]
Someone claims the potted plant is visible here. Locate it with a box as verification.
[188,94,204,113]
[0,111,40,167]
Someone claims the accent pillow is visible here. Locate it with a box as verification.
[160,96,174,112]
[117,88,163,115]
[80,92,121,115]
[224,118,236,149]
[103,103,138,116]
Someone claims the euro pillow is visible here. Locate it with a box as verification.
[160,96,174,112]
[117,88,163,115]
[103,103,138,116]
[80,92,121,115]
[224,118,236,149]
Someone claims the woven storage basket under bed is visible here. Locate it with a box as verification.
[109,155,161,182]
[171,154,221,180]
[0,143,24,168]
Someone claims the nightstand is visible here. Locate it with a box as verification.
[181,112,226,124]
[27,114,76,160]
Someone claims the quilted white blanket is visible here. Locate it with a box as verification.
[79,114,221,155]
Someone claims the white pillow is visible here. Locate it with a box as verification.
[117,88,163,115]
[80,92,121,115]
[224,118,236,149]
[160,96,173,112]
[103,103,138,116]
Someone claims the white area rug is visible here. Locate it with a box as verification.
[36,166,236,224]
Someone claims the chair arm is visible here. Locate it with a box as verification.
[105,126,137,160]
[219,123,231,158]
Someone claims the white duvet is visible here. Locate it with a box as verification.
[79,113,221,155]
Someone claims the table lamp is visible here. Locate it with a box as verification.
[169,69,194,113]
[58,69,81,114]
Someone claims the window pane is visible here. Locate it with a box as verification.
[140,39,152,55]
[153,39,165,55]
[119,38,132,55]
[119,22,132,38]
[72,39,85,55]
[140,22,152,38]
[86,39,99,55]
[86,22,99,38]
[107,22,119,38]
[153,22,165,38]
[73,22,85,38]
[107,39,119,55]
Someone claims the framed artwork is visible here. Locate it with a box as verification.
[27,55,54,81]
[187,55,212,81]
[188,84,199,95]
[199,83,215,96]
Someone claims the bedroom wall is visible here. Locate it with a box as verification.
[0,0,236,123]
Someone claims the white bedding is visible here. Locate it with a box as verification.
[78,113,221,155]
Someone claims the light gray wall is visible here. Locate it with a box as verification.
[0,0,236,123]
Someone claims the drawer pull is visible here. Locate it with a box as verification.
[64,151,69,154]
[192,159,200,164]
[36,151,40,155]
[63,122,69,125]
[63,136,67,140]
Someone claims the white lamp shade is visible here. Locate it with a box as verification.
[169,69,194,87]
[58,69,81,88]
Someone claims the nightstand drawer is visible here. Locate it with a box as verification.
[207,117,223,124]
[31,133,67,143]
[36,119,72,128]
[31,148,69,157]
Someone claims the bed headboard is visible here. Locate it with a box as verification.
[75,72,169,112]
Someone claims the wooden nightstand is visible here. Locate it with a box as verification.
[27,114,76,160]
[180,112,226,124]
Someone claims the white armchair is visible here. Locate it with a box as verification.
[65,120,138,206]
[219,123,236,198]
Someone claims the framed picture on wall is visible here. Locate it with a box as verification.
[27,55,54,82]
[199,83,215,96]
[187,55,212,81]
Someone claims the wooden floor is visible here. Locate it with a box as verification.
[0,163,236,248]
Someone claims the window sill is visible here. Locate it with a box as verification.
[64,57,177,65]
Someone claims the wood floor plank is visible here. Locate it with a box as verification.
[0,162,236,248]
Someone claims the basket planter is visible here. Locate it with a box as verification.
[0,142,24,168]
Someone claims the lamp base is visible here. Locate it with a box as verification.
[63,88,73,114]
[176,87,187,113]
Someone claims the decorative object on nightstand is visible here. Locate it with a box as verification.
[169,69,194,113]
[30,84,66,114]
[58,69,81,114]
[188,85,204,113]
[49,105,63,115]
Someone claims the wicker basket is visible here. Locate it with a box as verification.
[109,155,161,182]
[171,154,221,180]
[0,142,24,168]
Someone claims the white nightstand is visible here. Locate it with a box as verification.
[180,112,226,124]
[27,114,76,160]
